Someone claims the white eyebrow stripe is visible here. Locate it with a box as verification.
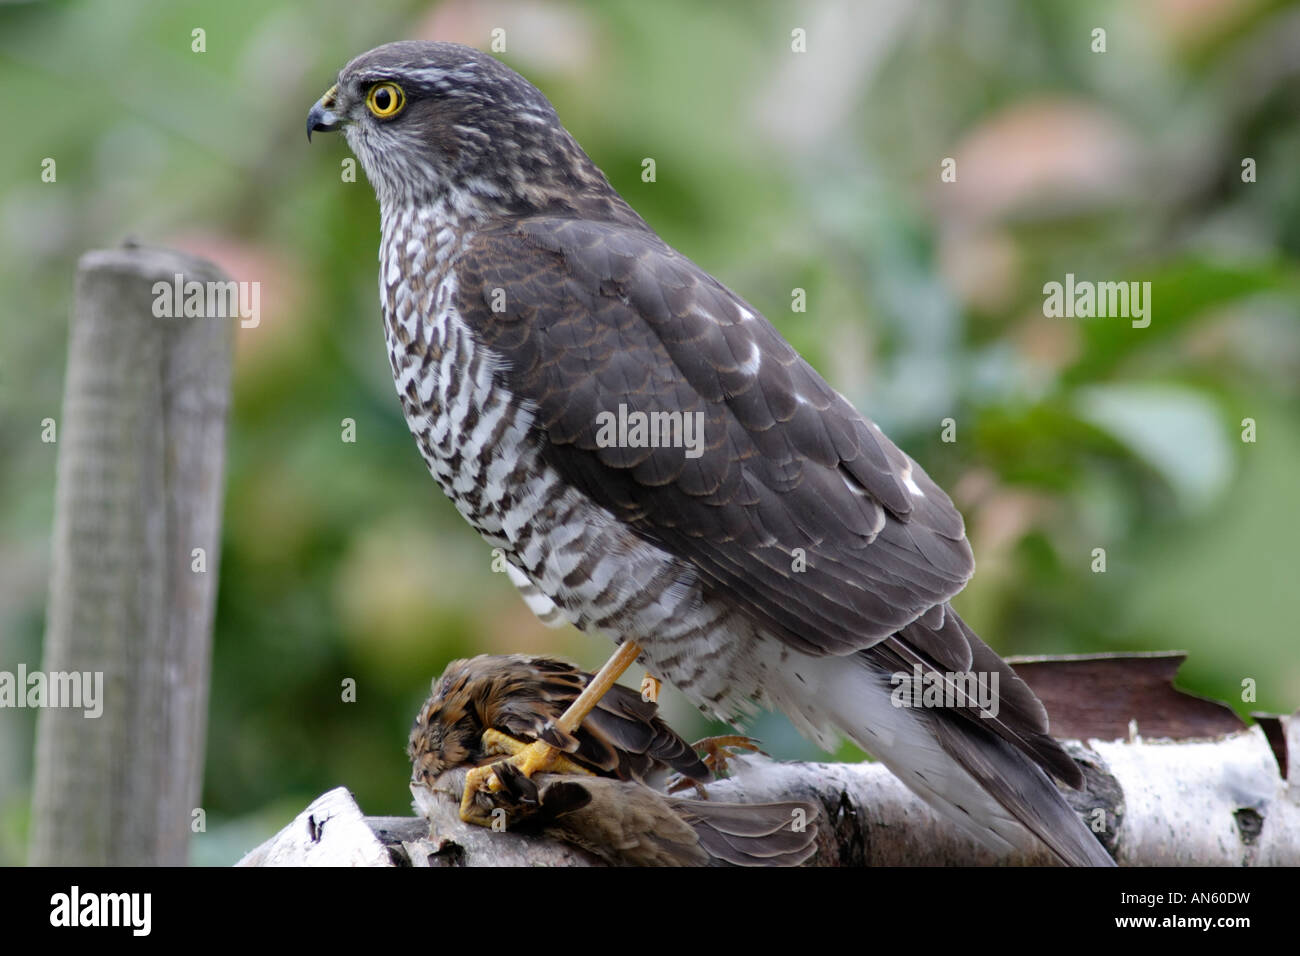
[352,69,413,85]
[401,68,449,84]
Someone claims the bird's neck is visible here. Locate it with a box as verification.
[380,189,487,242]
[377,148,651,237]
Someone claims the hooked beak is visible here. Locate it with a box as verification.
[307,84,341,141]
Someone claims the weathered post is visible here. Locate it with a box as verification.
[29,243,233,865]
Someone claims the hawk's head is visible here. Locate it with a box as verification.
[308,41,626,222]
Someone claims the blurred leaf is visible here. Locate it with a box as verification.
[1074,382,1234,513]
[1065,259,1300,383]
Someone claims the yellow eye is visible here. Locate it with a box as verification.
[366,81,405,119]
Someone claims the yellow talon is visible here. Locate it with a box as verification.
[459,731,594,826]
[480,728,528,758]
[516,739,563,775]
[460,642,644,827]
[481,729,592,773]
[459,763,501,825]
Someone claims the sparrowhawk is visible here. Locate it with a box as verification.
[308,40,1113,866]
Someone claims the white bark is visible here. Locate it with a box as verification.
[1086,724,1299,865]
[236,787,393,868]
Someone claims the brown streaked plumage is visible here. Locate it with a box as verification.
[409,654,819,866]
[408,653,710,785]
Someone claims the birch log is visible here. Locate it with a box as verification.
[240,717,1299,867]
[239,654,1298,866]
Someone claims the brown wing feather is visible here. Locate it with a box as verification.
[450,222,1088,825]
[455,217,974,657]
[507,774,819,867]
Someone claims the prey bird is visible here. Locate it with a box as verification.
[309,40,1113,866]
[408,654,819,866]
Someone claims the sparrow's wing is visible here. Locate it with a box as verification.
[668,796,820,866]
[530,775,817,867]
[465,655,710,781]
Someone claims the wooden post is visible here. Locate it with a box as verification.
[29,243,234,865]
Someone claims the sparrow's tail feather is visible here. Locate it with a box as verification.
[669,797,819,866]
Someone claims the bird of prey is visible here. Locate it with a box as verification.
[409,654,819,866]
[309,40,1113,866]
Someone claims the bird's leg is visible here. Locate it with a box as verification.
[478,727,528,758]
[640,672,661,703]
[478,728,592,775]
[694,734,765,777]
[667,735,766,795]
[460,640,643,824]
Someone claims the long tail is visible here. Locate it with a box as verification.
[925,707,1114,866]
[770,610,1113,866]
